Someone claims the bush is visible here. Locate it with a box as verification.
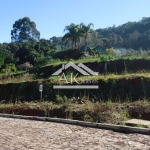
[56,95,63,103]
[35,56,60,67]
[100,55,113,61]
[1,63,16,74]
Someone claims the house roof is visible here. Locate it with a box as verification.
[93,45,106,52]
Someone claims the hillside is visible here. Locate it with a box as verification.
[51,17,150,50]
[92,17,150,49]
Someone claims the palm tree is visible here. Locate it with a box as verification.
[80,23,94,52]
[62,23,82,50]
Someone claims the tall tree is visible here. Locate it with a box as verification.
[80,23,94,52]
[62,23,82,50]
[11,17,40,42]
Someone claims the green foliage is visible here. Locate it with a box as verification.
[106,47,114,55]
[1,63,16,74]
[136,124,147,128]
[52,49,84,60]
[62,23,82,50]
[3,17,150,74]
[58,17,150,50]
[2,38,57,66]
[106,99,113,108]
[56,95,64,103]
[119,110,130,121]
[94,17,150,49]
[94,113,105,123]
[80,23,95,52]
[35,56,60,67]
[83,114,93,122]
[62,22,94,50]
[0,45,5,69]
[11,17,40,42]
[100,55,113,61]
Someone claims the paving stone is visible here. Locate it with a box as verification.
[0,117,149,149]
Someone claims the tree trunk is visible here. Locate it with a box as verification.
[72,36,75,50]
[85,36,87,52]
[72,41,74,50]
[75,38,77,49]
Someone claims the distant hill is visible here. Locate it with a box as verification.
[52,17,150,50]
[93,17,150,50]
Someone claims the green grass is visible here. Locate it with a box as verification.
[41,55,150,68]
[0,71,150,84]
[48,72,150,84]
[2,54,150,84]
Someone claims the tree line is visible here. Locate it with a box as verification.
[1,16,150,71]
[50,17,150,50]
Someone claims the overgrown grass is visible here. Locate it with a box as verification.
[0,99,149,126]
[1,71,150,84]
[0,74,35,84]
[49,72,150,84]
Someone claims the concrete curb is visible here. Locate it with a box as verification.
[0,113,149,135]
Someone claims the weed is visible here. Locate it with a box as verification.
[119,109,130,121]
[106,99,113,108]
[138,113,142,119]
[94,113,105,123]
[56,95,63,103]
[83,114,93,122]
[68,111,73,119]
[136,124,147,128]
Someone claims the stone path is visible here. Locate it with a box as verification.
[0,117,149,150]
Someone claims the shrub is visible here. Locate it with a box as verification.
[1,63,16,73]
[56,95,63,103]
[100,55,113,61]
[35,56,60,67]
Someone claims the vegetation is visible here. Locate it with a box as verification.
[1,16,150,71]
[0,45,5,68]
[94,17,150,49]
[11,17,40,42]
[62,23,82,50]
[80,23,95,52]
[1,16,150,127]
[50,17,150,50]
[0,99,149,127]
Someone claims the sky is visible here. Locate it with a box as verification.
[0,0,150,43]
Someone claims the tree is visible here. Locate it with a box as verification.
[2,43,17,64]
[11,17,40,42]
[0,44,6,69]
[62,23,82,50]
[80,23,94,52]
